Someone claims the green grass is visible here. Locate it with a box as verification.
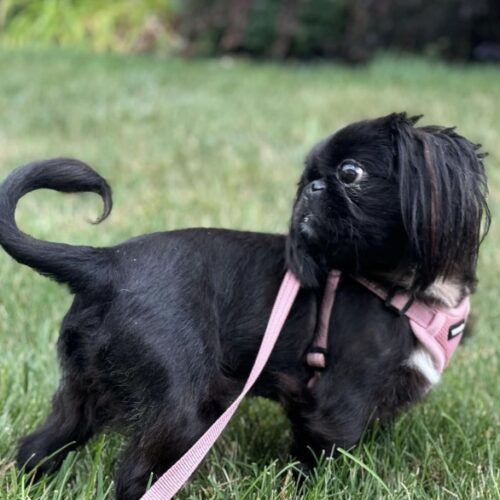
[0,49,499,499]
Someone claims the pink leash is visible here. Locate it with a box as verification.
[141,270,301,500]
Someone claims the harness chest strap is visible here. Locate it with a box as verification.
[306,271,341,387]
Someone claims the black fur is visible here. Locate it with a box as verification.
[0,113,489,499]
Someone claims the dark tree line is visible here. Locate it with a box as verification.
[178,0,500,62]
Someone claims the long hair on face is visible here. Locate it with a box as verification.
[392,113,490,291]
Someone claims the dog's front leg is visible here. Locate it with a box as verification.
[288,383,376,472]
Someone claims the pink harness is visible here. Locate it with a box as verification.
[307,271,469,379]
[142,270,468,499]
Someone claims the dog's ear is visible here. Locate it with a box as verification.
[390,114,490,290]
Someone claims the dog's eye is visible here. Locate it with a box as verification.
[338,162,364,185]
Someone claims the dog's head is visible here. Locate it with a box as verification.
[287,113,490,295]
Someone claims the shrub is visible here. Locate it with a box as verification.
[0,0,179,53]
[371,0,493,60]
[179,0,369,61]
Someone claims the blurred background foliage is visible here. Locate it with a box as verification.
[0,0,181,53]
[0,0,499,61]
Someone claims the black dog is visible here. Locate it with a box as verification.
[0,113,489,499]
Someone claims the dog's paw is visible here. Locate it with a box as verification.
[17,431,65,479]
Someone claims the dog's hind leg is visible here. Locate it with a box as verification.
[17,378,101,479]
[115,413,213,500]
[115,432,189,500]
[115,435,157,500]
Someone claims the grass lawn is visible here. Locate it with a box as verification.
[0,48,499,499]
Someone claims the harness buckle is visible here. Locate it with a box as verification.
[384,289,415,316]
[306,346,328,371]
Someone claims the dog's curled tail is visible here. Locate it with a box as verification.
[0,158,112,293]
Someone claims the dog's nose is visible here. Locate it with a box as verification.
[309,179,326,193]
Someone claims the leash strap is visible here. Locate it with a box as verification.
[141,270,301,500]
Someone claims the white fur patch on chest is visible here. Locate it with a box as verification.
[425,278,464,308]
[406,347,441,386]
